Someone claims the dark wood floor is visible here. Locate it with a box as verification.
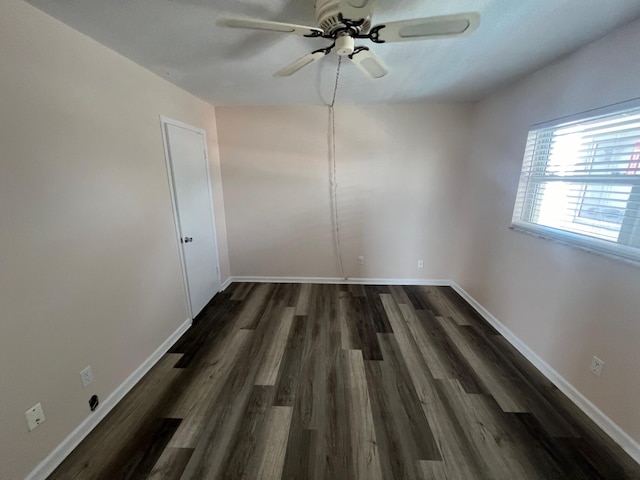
[50,283,640,479]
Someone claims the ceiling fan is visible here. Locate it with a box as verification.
[219,0,480,79]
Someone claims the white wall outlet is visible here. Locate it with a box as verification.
[358,256,365,265]
[25,403,45,431]
[80,366,94,388]
[417,259,424,268]
[591,356,604,376]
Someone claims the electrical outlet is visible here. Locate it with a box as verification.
[591,356,604,376]
[25,403,45,431]
[417,259,424,268]
[80,366,94,388]
[358,256,365,265]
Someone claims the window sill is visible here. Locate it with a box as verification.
[509,223,640,269]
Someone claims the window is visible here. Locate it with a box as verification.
[512,99,640,264]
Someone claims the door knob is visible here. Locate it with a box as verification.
[182,237,193,243]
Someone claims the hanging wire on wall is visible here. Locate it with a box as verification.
[328,56,348,280]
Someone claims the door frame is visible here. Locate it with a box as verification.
[159,115,222,320]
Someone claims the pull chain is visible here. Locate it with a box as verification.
[329,57,347,280]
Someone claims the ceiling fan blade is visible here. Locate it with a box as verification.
[219,17,324,37]
[274,51,326,77]
[372,12,480,43]
[349,48,389,79]
[339,0,375,22]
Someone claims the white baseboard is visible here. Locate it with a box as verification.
[450,282,640,466]
[220,277,233,291]
[226,276,452,286]
[25,318,192,480]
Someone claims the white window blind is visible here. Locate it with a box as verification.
[512,99,640,264]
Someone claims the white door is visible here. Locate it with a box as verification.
[162,119,220,318]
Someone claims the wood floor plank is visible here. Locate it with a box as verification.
[399,303,449,379]
[349,283,366,298]
[180,307,283,479]
[305,285,331,432]
[230,281,254,301]
[435,315,528,413]
[281,306,320,476]
[434,378,544,479]
[148,447,194,480]
[255,306,295,385]
[312,286,352,480]
[236,283,273,329]
[351,296,384,360]
[167,329,253,447]
[461,324,579,438]
[123,417,183,479]
[510,413,596,479]
[245,406,294,480]
[417,286,471,325]
[375,334,441,461]
[389,285,411,305]
[272,282,301,308]
[423,286,501,338]
[414,309,488,394]
[418,460,454,480]
[295,329,318,430]
[274,315,307,406]
[379,295,432,385]
[179,381,254,479]
[344,349,383,480]
[221,386,275,479]
[440,286,500,335]
[338,296,357,350]
[281,427,315,480]
[380,294,484,478]
[401,285,433,312]
[171,295,241,368]
[364,285,394,333]
[295,283,312,315]
[365,355,421,480]
[320,331,351,478]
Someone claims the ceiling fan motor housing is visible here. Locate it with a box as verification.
[315,0,373,34]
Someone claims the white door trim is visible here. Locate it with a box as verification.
[159,116,222,319]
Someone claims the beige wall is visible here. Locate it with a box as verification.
[456,18,640,446]
[0,1,228,478]
[216,104,473,279]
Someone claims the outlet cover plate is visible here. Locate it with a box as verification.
[591,356,604,376]
[80,366,94,388]
[25,403,45,431]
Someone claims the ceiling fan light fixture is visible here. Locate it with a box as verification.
[336,35,355,56]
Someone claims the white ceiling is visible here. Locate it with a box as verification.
[25,0,640,106]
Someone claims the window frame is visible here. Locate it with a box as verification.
[511,98,640,266]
